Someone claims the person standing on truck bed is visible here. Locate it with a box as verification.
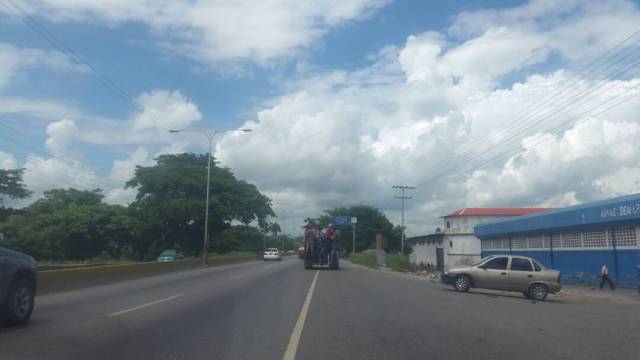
[304,224,318,259]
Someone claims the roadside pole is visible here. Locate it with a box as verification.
[351,217,357,254]
[393,185,414,257]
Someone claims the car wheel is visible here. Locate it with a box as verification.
[5,277,35,326]
[528,283,548,301]
[454,275,471,292]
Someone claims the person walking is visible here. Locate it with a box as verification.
[599,263,615,290]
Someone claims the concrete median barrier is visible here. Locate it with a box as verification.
[38,255,260,295]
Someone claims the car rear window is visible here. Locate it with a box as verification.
[510,258,533,272]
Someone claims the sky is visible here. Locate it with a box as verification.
[1,0,640,236]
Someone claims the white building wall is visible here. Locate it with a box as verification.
[412,213,526,270]
[410,241,442,266]
[445,215,510,234]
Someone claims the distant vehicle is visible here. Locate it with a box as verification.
[264,248,282,261]
[304,235,339,270]
[1,246,38,325]
[157,250,185,262]
[441,255,561,301]
[297,246,305,259]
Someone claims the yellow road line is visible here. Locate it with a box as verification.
[108,294,184,317]
[283,270,319,360]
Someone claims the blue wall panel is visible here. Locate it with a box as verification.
[617,250,640,285]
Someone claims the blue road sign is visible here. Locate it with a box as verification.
[332,216,351,226]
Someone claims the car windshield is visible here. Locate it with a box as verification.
[1,2,636,360]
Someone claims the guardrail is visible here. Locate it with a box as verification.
[38,255,260,295]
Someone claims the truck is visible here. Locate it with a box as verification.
[304,234,339,270]
[0,244,38,325]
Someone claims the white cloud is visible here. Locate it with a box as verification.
[4,0,640,237]
[83,89,202,146]
[215,0,640,236]
[0,96,88,120]
[0,151,17,169]
[11,0,389,69]
[45,118,79,154]
[0,42,82,89]
[0,154,107,208]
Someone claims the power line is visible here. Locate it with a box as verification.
[425,29,640,177]
[416,80,640,191]
[0,0,172,132]
[416,29,640,190]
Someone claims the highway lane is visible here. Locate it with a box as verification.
[298,263,640,360]
[0,257,312,360]
[2,258,639,360]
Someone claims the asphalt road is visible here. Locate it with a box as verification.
[1,258,638,360]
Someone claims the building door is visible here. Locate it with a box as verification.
[436,248,444,272]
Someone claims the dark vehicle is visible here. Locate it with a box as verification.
[1,246,38,325]
[157,250,185,262]
[304,234,339,270]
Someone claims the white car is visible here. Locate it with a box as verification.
[263,248,282,261]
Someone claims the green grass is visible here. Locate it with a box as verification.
[349,253,379,268]
[385,254,416,273]
[349,252,416,273]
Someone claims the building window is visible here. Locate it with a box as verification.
[583,230,606,247]
[449,241,453,248]
[527,235,544,249]
[512,236,528,249]
[610,227,637,247]
[446,221,450,229]
[551,233,562,248]
[560,232,582,248]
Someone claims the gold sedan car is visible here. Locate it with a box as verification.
[441,255,562,301]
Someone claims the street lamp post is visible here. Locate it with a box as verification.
[170,128,252,266]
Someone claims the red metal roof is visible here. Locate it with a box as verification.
[444,208,553,217]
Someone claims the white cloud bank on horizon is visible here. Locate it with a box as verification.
[2,0,640,237]
[215,0,640,235]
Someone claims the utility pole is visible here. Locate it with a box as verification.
[393,185,415,257]
[351,217,357,254]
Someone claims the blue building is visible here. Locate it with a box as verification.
[475,193,640,285]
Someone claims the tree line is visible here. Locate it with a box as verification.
[0,153,409,262]
[0,154,281,261]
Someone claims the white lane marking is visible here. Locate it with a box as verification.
[108,294,184,317]
[283,270,319,360]
[264,265,272,269]
[228,273,248,281]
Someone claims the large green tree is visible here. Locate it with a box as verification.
[0,168,31,204]
[126,153,274,258]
